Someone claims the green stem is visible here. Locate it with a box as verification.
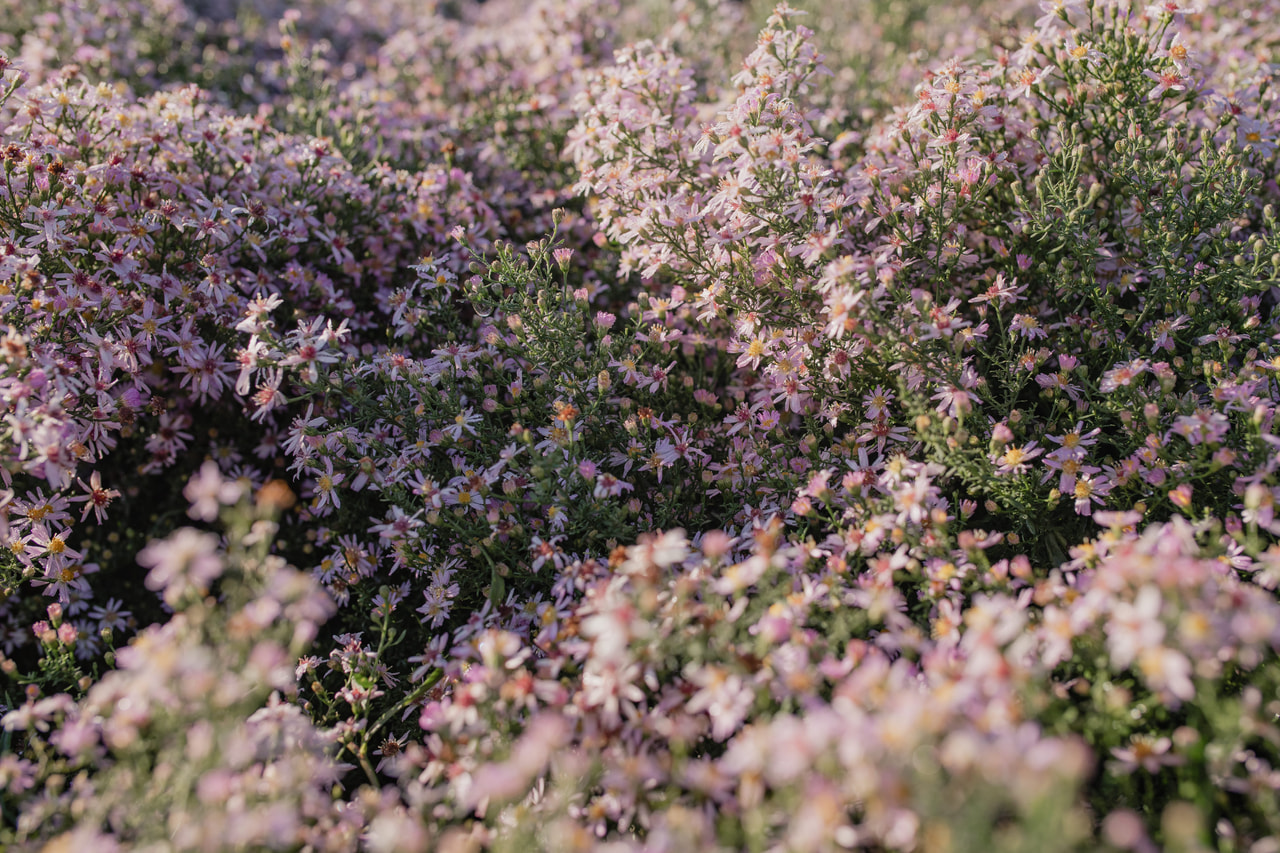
[354,667,444,786]
[366,666,443,747]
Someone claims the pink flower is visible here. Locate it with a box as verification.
[1111,735,1181,774]
[183,461,244,521]
[993,441,1042,476]
[139,528,224,606]
[1107,586,1164,669]
[1137,645,1195,704]
[1145,0,1202,17]
[530,535,566,573]
[1143,68,1187,100]
[593,472,633,499]
[1009,66,1053,99]
[72,471,121,524]
[1170,409,1229,446]
[309,458,344,512]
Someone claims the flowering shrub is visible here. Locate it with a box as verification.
[0,0,1279,850]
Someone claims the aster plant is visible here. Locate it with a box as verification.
[0,0,1279,850]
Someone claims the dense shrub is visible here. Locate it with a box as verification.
[1,0,1279,850]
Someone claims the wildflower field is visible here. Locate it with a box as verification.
[0,0,1277,849]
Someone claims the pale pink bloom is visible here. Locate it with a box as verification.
[310,458,344,512]
[72,471,121,524]
[1072,472,1112,515]
[593,472,633,499]
[1143,68,1187,100]
[685,665,753,741]
[443,407,481,440]
[250,369,287,422]
[1137,645,1195,703]
[1009,313,1047,340]
[1107,586,1165,669]
[1040,605,1078,666]
[183,461,244,521]
[1170,409,1229,446]
[530,535,566,574]
[862,386,894,420]
[139,528,224,606]
[623,529,688,572]
[712,554,769,595]
[1111,735,1180,774]
[993,441,1042,476]
[1145,0,1202,17]
[581,660,646,729]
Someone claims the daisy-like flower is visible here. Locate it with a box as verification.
[1036,0,1085,29]
[249,369,286,422]
[1009,66,1053,100]
[593,472,633,499]
[1009,313,1047,340]
[723,401,761,436]
[88,597,131,634]
[1144,0,1202,18]
[29,526,80,576]
[183,460,244,521]
[1061,32,1103,66]
[1137,645,1195,703]
[862,386,894,420]
[932,383,975,418]
[1196,326,1245,346]
[1158,32,1196,74]
[993,441,1043,476]
[1035,370,1084,402]
[1072,472,1112,516]
[1100,359,1148,392]
[1111,735,1181,774]
[1046,421,1100,460]
[1093,509,1142,530]
[71,471,121,524]
[444,407,482,441]
[373,732,410,774]
[234,292,284,335]
[23,200,70,248]
[732,333,773,370]
[408,473,443,508]
[311,458,344,512]
[1046,458,1097,495]
[1143,68,1188,100]
[1146,314,1189,352]
[609,354,643,386]
[445,485,479,512]
[859,416,909,452]
[970,273,1026,307]
[640,361,676,393]
[139,528,223,606]
[416,587,453,629]
[1170,409,1229,446]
